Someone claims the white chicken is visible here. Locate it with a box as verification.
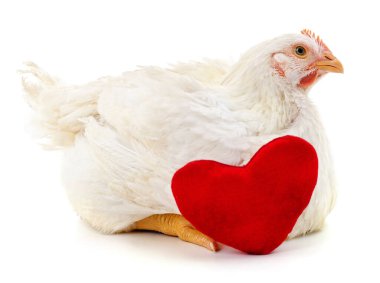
[21,29,343,251]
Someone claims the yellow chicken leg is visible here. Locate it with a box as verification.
[132,214,219,252]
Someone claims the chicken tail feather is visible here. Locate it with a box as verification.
[20,62,99,149]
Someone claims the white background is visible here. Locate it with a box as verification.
[1,0,379,282]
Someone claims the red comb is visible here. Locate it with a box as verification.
[301,29,330,51]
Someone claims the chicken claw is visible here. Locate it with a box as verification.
[132,214,219,252]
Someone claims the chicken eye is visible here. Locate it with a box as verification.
[295,46,307,58]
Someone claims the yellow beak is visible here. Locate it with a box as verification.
[316,53,344,73]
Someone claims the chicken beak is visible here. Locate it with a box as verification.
[315,53,344,73]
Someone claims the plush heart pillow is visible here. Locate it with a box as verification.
[171,135,318,254]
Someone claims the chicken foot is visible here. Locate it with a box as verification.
[132,213,219,252]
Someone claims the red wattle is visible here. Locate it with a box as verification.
[299,71,318,88]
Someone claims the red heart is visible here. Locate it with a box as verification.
[171,136,318,254]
